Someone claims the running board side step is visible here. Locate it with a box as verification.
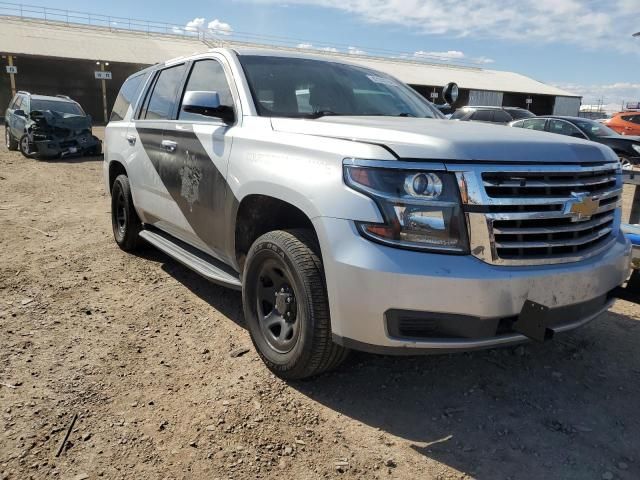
[139,229,242,290]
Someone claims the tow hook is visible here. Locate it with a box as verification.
[513,300,555,342]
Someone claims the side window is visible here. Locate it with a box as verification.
[548,119,584,138]
[110,72,149,122]
[471,110,494,122]
[13,96,22,110]
[450,109,468,120]
[492,110,512,123]
[623,115,640,125]
[522,118,546,131]
[178,59,234,121]
[141,64,187,120]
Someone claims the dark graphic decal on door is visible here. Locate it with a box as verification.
[135,125,232,259]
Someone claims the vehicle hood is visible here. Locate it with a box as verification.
[31,110,91,132]
[271,116,617,163]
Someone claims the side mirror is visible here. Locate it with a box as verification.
[182,91,235,123]
[14,109,26,117]
[442,82,459,106]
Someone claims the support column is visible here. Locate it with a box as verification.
[7,55,16,97]
[101,62,108,123]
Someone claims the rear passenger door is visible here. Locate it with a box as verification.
[131,63,189,233]
[10,95,27,139]
[160,57,238,258]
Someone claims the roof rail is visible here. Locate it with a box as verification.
[17,90,30,95]
[56,94,72,100]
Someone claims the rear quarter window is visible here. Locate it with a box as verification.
[110,72,150,122]
[471,110,494,122]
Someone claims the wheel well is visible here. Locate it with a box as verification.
[235,195,316,269]
[108,161,127,193]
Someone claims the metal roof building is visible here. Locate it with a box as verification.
[0,11,581,122]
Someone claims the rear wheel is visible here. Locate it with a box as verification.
[5,127,18,151]
[111,174,142,252]
[242,229,348,380]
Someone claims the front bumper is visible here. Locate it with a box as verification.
[314,217,631,354]
[33,133,100,157]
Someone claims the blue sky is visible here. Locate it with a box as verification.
[34,0,640,111]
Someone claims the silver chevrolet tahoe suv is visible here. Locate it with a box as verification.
[104,48,631,379]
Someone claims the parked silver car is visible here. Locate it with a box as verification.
[103,48,630,379]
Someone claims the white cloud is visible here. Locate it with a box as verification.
[554,82,640,114]
[348,46,367,55]
[320,47,339,52]
[249,0,640,54]
[182,17,233,36]
[297,43,313,49]
[208,19,233,35]
[185,17,206,32]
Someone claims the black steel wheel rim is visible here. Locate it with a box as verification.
[115,189,127,236]
[255,258,300,354]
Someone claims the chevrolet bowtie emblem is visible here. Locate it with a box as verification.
[563,193,599,221]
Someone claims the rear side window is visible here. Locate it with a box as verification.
[141,64,187,120]
[622,115,640,124]
[13,96,23,110]
[492,110,512,123]
[507,109,535,120]
[450,109,468,120]
[471,110,494,122]
[178,60,234,121]
[111,72,149,122]
[521,118,547,131]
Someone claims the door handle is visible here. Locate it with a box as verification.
[126,134,136,146]
[161,140,178,153]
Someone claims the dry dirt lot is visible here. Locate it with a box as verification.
[1,126,640,480]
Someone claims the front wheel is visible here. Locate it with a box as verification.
[5,127,18,151]
[620,155,633,170]
[242,229,348,380]
[111,174,142,252]
[19,134,35,158]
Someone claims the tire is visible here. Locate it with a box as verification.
[5,126,18,151]
[19,134,35,158]
[242,229,349,380]
[619,155,633,170]
[86,140,102,157]
[111,174,142,252]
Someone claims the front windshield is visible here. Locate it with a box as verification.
[31,99,84,115]
[573,118,618,139]
[239,55,438,119]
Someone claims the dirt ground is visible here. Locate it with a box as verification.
[1,126,639,480]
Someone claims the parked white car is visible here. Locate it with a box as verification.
[104,48,630,378]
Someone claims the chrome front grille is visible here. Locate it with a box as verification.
[454,162,622,266]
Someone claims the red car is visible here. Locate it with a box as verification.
[605,111,640,136]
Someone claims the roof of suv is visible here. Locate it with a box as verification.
[460,106,529,111]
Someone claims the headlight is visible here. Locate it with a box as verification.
[344,161,469,253]
[632,144,640,155]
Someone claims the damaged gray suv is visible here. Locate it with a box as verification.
[5,91,101,158]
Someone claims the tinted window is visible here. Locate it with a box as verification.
[31,100,84,115]
[471,110,494,122]
[450,109,468,120]
[111,72,149,122]
[179,60,234,121]
[622,115,640,124]
[239,55,437,118]
[13,96,23,110]
[507,108,535,120]
[573,119,618,139]
[142,64,187,120]
[548,119,584,138]
[492,110,512,123]
[521,118,546,131]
